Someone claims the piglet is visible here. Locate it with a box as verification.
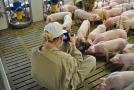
[110,0,129,4]
[90,9,110,20]
[62,15,72,31]
[45,12,72,24]
[87,24,106,45]
[110,53,134,71]
[123,43,134,53]
[92,29,127,45]
[107,7,126,17]
[85,38,127,62]
[76,20,90,47]
[121,11,134,19]
[117,19,134,32]
[74,9,101,23]
[104,16,129,30]
[114,3,131,10]
[60,4,77,13]
[97,71,134,90]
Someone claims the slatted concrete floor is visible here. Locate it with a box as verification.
[0,21,134,90]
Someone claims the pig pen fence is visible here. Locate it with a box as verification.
[0,20,134,90]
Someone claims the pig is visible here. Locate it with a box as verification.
[45,12,72,24]
[109,2,118,7]
[107,7,126,17]
[97,71,134,90]
[104,16,129,30]
[110,53,134,71]
[92,1,98,9]
[85,38,127,62]
[117,19,134,32]
[121,11,134,19]
[114,3,131,10]
[62,15,73,31]
[76,20,90,47]
[87,24,106,45]
[123,43,134,53]
[92,29,127,45]
[110,0,129,4]
[60,4,77,13]
[97,1,104,9]
[90,9,110,20]
[65,2,74,5]
[74,9,101,23]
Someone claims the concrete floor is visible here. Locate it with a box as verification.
[0,20,134,90]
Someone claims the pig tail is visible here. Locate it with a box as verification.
[42,31,54,42]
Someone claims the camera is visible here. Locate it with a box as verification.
[63,30,74,42]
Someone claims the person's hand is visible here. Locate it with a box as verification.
[68,33,76,46]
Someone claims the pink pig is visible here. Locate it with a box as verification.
[110,53,134,71]
[45,12,72,24]
[107,7,126,17]
[97,71,134,90]
[76,20,90,46]
[110,0,129,4]
[104,16,129,30]
[123,43,134,53]
[118,19,134,32]
[121,11,134,19]
[90,9,110,20]
[74,9,101,23]
[114,3,131,10]
[85,38,127,62]
[87,24,106,45]
[62,15,72,31]
[60,4,77,13]
[92,29,127,45]
[109,2,118,7]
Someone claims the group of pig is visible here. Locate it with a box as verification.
[45,0,134,90]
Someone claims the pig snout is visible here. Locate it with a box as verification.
[95,15,101,21]
[97,83,107,90]
[110,57,119,64]
[122,50,127,53]
[85,46,95,53]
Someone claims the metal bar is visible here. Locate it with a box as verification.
[0,58,11,90]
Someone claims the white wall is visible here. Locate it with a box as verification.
[30,0,44,22]
[0,0,8,30]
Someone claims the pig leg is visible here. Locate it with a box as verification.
[101,47,109,62]
[121,64,130,71]
[74,13,79,24]
[126,28,129,33]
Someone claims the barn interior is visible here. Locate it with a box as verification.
[0,0,134,90]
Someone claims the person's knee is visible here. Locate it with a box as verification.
[86,55,96,63]
[85,55,96,68]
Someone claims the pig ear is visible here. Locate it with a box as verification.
[100,78,105,80]
[63,26,66,30]
[114,57,119,63]
[100,78,106,83]
[50,17,53,22]
[44,14,47,18]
